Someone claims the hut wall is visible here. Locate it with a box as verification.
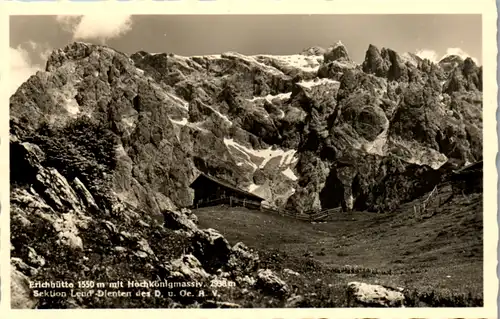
[192,179,218,205]
[190,175,264,208]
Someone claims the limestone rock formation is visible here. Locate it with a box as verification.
[227,242,260,274]
[324,41,351,63]
[346,281,405,307]
[256,269,290,297]
[301,46,326,56]
[11,41,482,215]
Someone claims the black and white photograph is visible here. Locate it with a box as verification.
[6,7,496,314]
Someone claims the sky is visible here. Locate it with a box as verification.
[9,14,482,95]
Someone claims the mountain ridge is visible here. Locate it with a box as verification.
[10,40,482,214]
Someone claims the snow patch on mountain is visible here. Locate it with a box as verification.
[247,183,260,192]
[390,137,449,170]
[331,40,345,49]
[222,52,284,76]
[279,151,298,166]
[48,85,80,117]
[202,102,232,125]
[297,78,340,89]
[282,168,298,181]
[362,127,389,156]
[170,117,188,126]
[400,52,419,67]
[247,92,292,103]
[223,138,298,171]
[253,54,324,72]
[165,92,189,111]
[122,115,137,129]
[190,54,222,60]
[168,118,211,135]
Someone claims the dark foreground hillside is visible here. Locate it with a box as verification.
[10,126,483,308]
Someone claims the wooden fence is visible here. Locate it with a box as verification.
[190,195,342,222]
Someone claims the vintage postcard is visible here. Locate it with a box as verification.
[1,0,497,318]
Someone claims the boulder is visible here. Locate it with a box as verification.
[191,228,232,273]
[53,212,87,250]
[283,268,300,277]
[11,269,38,309]
[162,209,198,234]
[136,238,156,257]
[346,281,405,307]
[12,258,38,277]
[162,254,210,282]
[73,177,99,212]
[27,247,46,268]
[235,275,257,286]
[256,269,290,297]
[180,208,199,225]
[227,242,260,274]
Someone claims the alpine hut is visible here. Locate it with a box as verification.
[189,173,265,209]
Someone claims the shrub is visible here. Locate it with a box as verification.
[403,288,483,307]
[26,116,118,210]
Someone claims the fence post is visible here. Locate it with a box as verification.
[243,199,246,207]
[230,197,232,207]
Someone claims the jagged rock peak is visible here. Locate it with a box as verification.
[443,55,482,93]
[45,41,133,72]
[361,44,387,76]
[460,57,480,78]
[324,41,351,63]
[438,54,469,75]
[464,57,477,66]
[131,50,151,59]
[361,44,413,81]
[400,52,423,67]
[331,40,344,49]
[301,46,327,56]
[439,54,464,65]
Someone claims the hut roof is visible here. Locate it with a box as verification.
[190,172,265,201]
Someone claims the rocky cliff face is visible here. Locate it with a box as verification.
[10,41,482,215]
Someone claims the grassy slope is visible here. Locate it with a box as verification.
[194,184,483,305]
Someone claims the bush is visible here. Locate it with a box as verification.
[403,288,483,307]
[26,116,118,210]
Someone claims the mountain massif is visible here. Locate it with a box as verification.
[10,41,482,308]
